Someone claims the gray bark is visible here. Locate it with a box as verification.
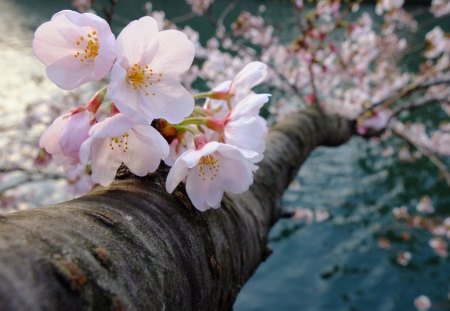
[0,107,353,311]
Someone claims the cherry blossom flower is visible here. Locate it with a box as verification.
[223,94,269,157]
[39,109,91,170]
[164,134,195,166]
[416,196,434,214]
[414,295,431,311]
[186,0,214,15]
[393,206,409,220]
[429,237,448,257]
[377,237,392,249]
[292,208,314,223]
[166,142,259,211]
[424,27,449,59]
[33,10,115,90]
[107,16,195,124]
[375,0,404,15]
[80,113,169,186]
[295,0,304,10]
[205,61,268,115]
[396,251,412,266]
[72,0,92,13]
[430,0,450,17]
[357,110,392,135]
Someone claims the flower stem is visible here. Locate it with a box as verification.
[193,92,213,100]
[178,117,207,126]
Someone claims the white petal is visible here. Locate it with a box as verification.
[115,16,159,65]
[39,114,68,154]
[205,182,224,208]
[225,116,266,154]
[181,142,220,168]
[123,126,169,176]
[33,20,75,65]
[59,111,90,163]
[89,114,134,139]
[107,63,148,123]
[79,137,92,165]
[46,55,94,90]
[139,78,194,124]
[63,10,96,27]
[218,154,255,194]
[186,169,213,211]
[90,138,123,186]
[166,158,189,193]
[94,30,116,79]
[231,94,270,119]
[217,143,259,162]
[231,61,267,93]
[151,30,195,76]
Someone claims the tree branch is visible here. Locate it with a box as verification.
[0,107,353,310]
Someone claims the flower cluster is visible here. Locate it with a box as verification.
[33,10,269,211]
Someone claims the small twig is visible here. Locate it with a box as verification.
[307,61,322,110]
[217,0,237,29]
[171,12,196,24]
[357,68,445,120]
[391,96,433,117]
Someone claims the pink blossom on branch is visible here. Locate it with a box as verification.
[107,16,195,125]
[33,10,115,90]
[223,94,270,158]
[39,109,91,171]
[205,61,267,115]
[430,0,450,17]
[166,142,259,211]
[414,295,431,311]
[375,0,404,15]
[80,113,169,186]
[186,0,214,15]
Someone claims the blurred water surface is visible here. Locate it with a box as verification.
[1,0,449,310]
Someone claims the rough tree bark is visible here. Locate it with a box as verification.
[0,107,353,311]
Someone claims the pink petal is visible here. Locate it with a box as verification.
[39,114,68,154]
[46,55,94,90]
[186,169,213,211]
[90,138,123,186]
[59,111,91,163]
[225,116,267,154]
[182,142,220,168]
[218,155,255,194]
[33,20,75,65]
[231,61,267,93]
[89,114,135,139]
[166,158,189,193]
[122,126,169,176]
[107,62,144,123]
[79,137,93,165]
[151,30,195,76]
[205,182,223,208]
[231,94,270,119]
[115,16,159,65]
[139,78,194,124]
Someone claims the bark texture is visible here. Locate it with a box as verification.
[0,108,353,311]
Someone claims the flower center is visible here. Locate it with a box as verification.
[73,30,99,63]
[197,154,220,181]
[109,132,129,153]
[127,64,163,97]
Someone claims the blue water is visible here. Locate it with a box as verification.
[4,0,450,310]
[234,139,450,311]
